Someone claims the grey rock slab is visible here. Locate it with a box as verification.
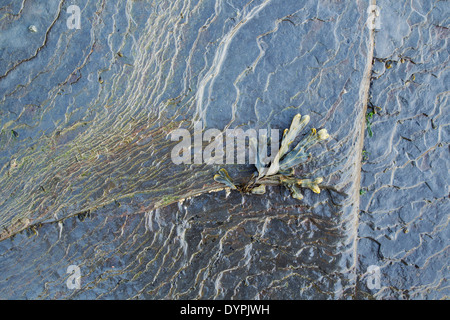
[0,0,446,300]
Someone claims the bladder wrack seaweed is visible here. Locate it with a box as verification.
[213,113,330,200]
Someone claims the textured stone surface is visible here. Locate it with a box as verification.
[357,0,449,299]
[0,0,447,299]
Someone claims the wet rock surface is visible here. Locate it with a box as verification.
[358,0,449,299]
[0,0,448,299]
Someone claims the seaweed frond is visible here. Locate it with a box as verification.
[213,113,330,200]
[213,168,237,190]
